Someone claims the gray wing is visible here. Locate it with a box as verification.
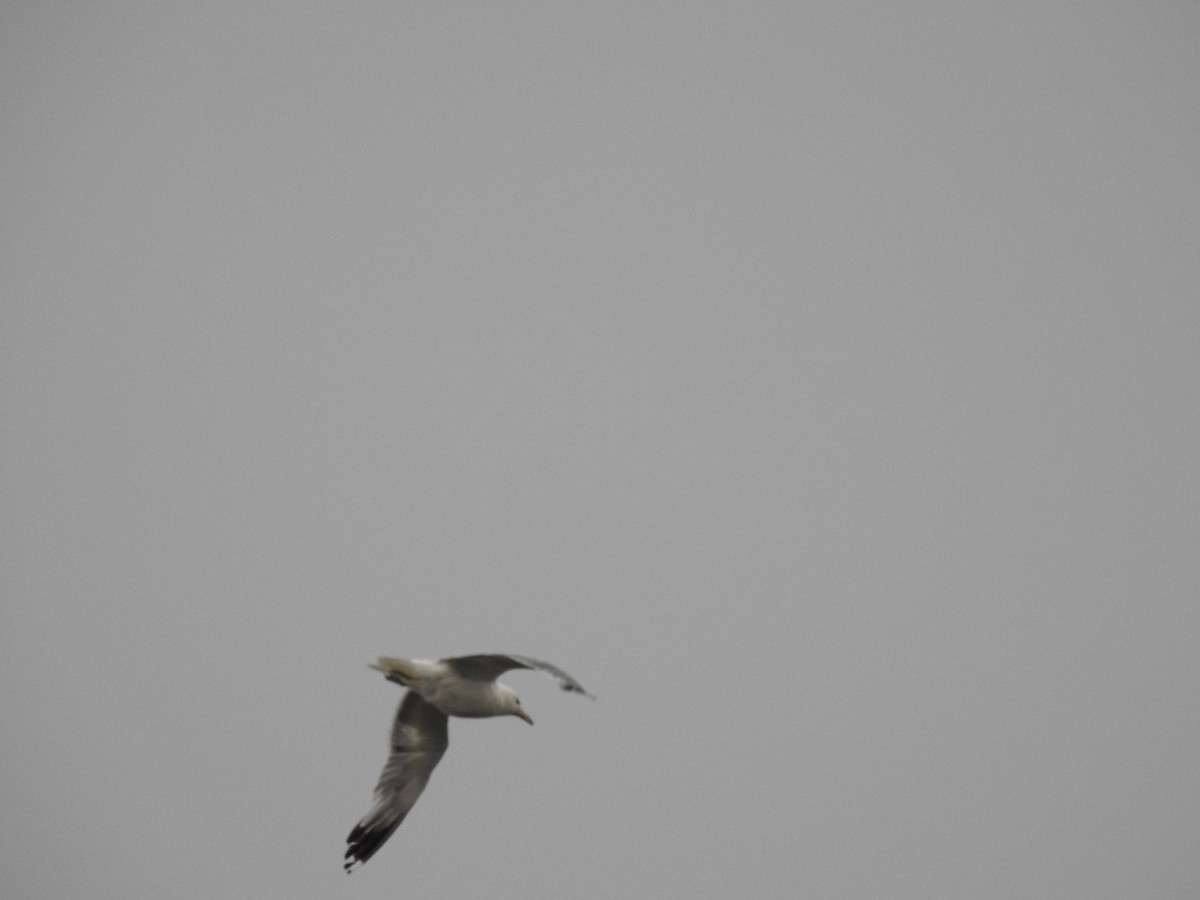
[444,654,595,699]
[344,692,449,872]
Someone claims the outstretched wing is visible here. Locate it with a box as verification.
[444,654,595,699]
[344,692,449,872]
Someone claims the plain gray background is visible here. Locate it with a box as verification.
[3,3,1199,898]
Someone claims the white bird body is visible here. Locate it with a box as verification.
[369,656,527,719]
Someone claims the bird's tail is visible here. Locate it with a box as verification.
[369,656,419,686]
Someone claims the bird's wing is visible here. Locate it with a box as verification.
[344,692,449,872]
[444,654,595,699]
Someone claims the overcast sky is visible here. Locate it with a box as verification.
[3,3,1199,898]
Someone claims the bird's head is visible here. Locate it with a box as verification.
[501,685,534,725]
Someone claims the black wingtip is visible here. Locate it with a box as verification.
[344,822,393,873]
[561,683,597,700]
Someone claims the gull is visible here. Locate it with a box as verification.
[344,653,594,872]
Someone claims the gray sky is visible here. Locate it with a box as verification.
[3,3,1199,898]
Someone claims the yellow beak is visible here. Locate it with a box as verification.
[516,709,534,725]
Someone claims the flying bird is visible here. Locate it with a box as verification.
[344,653,594,872]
